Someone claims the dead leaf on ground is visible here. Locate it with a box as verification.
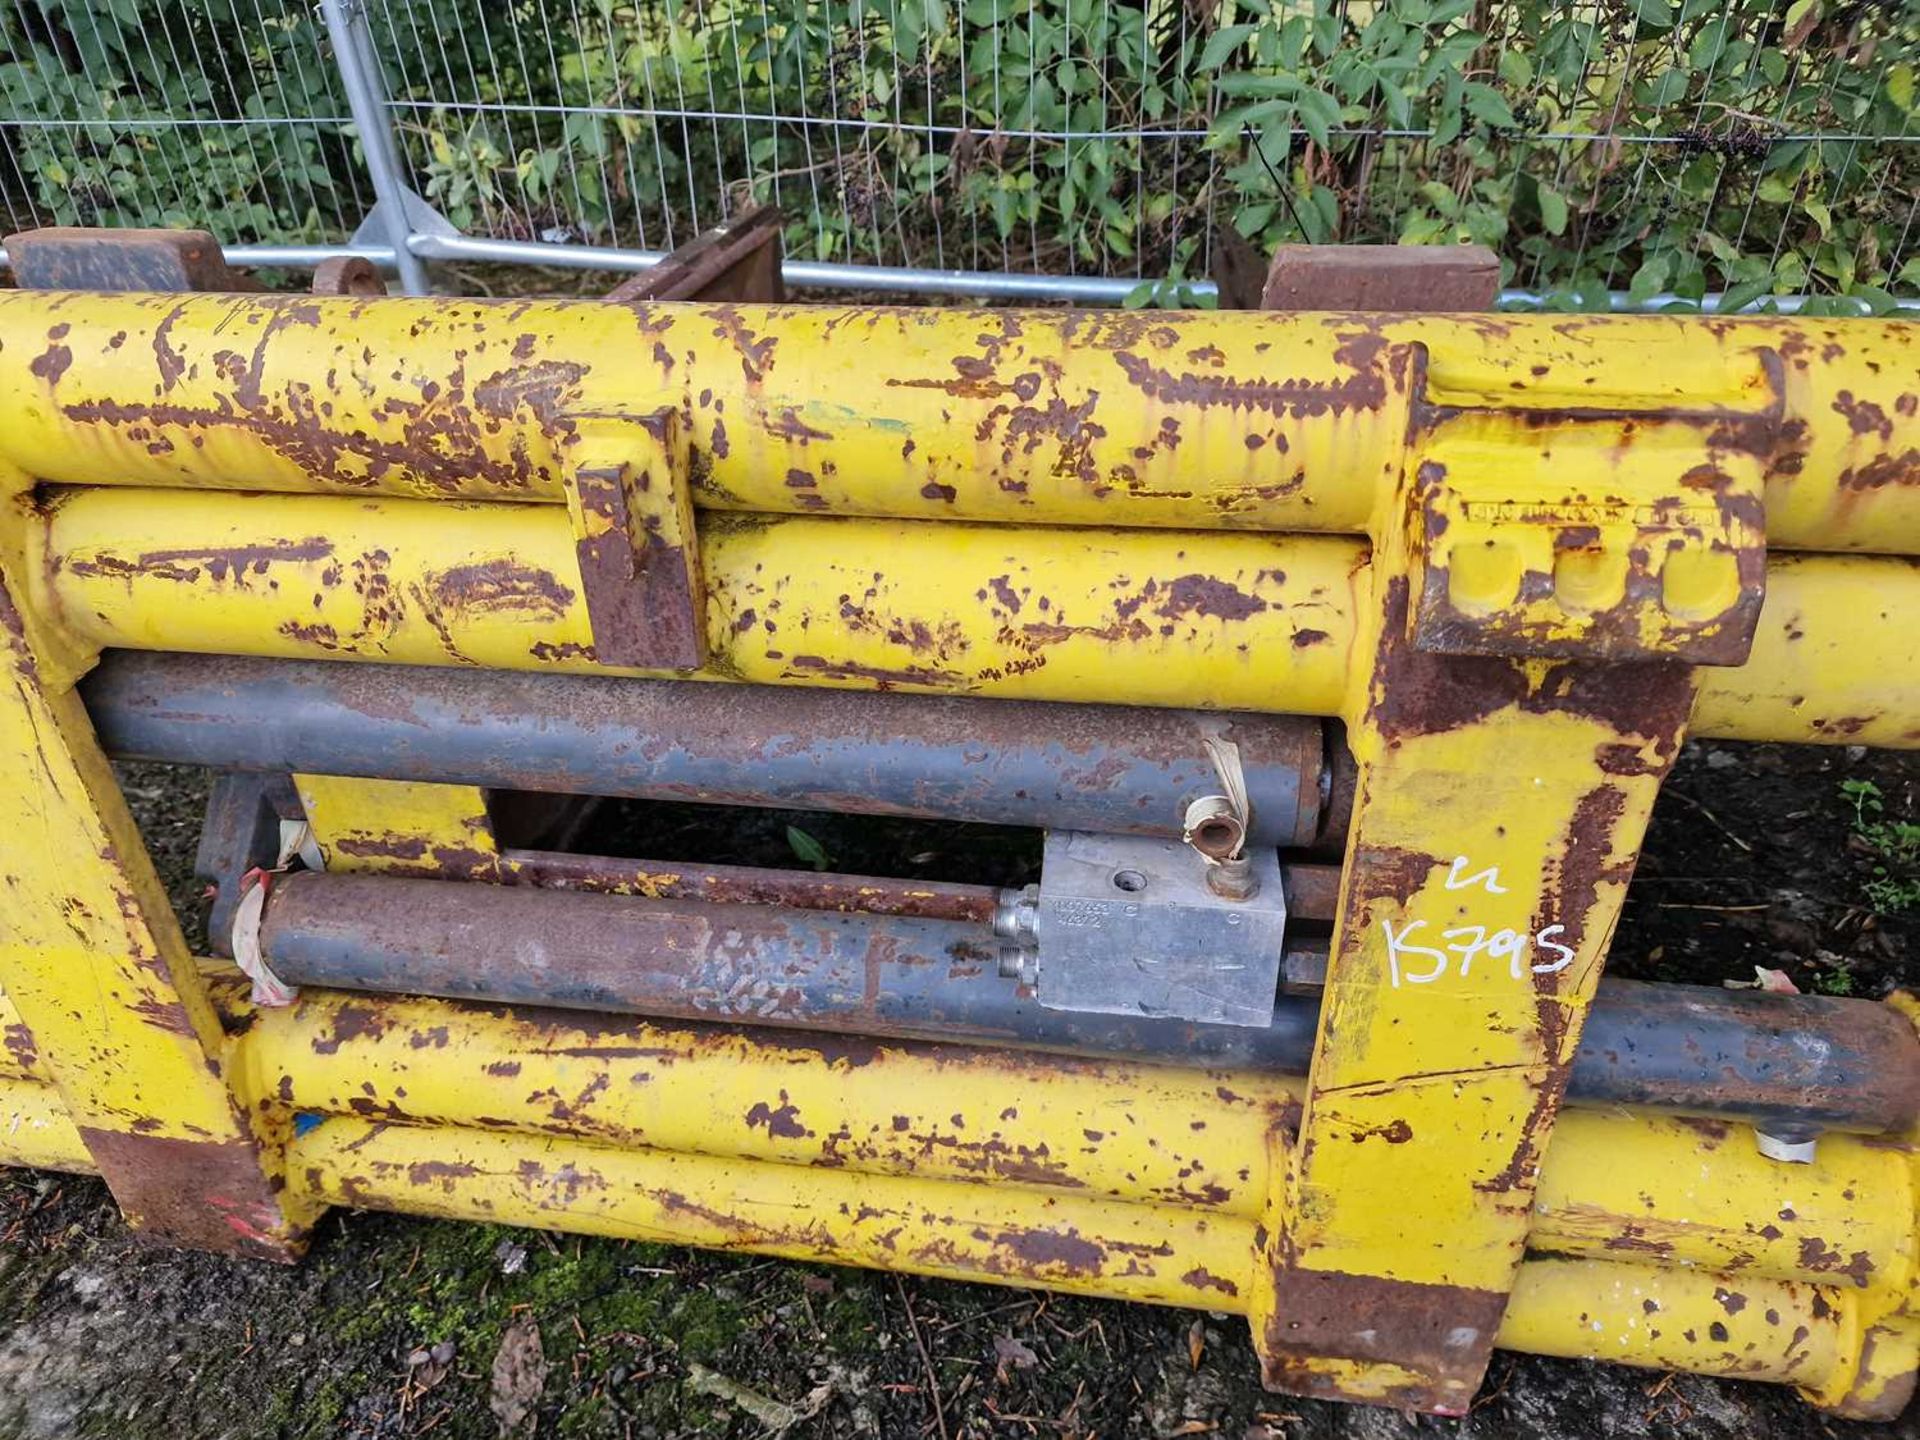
[687,1362,833,1433]
[489,1317,548,1438]
[406,1338,456,1396]
[1187,1317,1205,1371]
[992,1333,1039,1381]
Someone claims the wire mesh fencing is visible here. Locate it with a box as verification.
[0,1,373,242]
[0,0,1915,307]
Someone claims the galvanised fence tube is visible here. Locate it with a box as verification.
[314,0,428,297]
[8,238,1910,313]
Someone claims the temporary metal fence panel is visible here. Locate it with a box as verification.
[0,0,1915,306]
[0,1,368,242]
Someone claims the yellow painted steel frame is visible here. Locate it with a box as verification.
[0,291,1915,1420]
[1252,357,1747,1408]
[293,775,499,878]
[0,549,315,1256]
[0,293,1911,553]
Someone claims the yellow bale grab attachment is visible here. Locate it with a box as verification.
[0,227,1914,1419]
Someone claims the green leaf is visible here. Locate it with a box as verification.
[1699,231,1739,265]
[1310,10,1340,58]
[1628,254,1672,303]
[1498,49,1533,89]
[1571,277,1613,313]
[1419,30,1483,87]
[1848,285,1898,317]
[785,826,831,871]
[1209,97,1297,148]
[1462,82,1514,129]
[1306,183,1340,241]
[1214,74,1304,101]
[1781,0,1819,52]
[1278,16,1310,68]
[1798,295,1864,319]
[1382,79,1411,130]
[1715,278,1774,315]
[1537,185,1568,236]
[1293,86,1342,148]
[1688,19,1730,72]
[1632,0,1675,32]
[1643,67,1691,107]
[1889,63,1915,113]
[1198,23,1258,72]
[1435,64,1468,138]
[1235,201,1277,234]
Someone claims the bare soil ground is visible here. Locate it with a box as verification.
[0,737,1911,1440]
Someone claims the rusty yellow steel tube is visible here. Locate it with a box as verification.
[33,487,1920,744]
[291,1116,1254,1311]
[286,1116,1860,1392]
[1690,553,1920,745]
[33,487,1363,715]
[226,984,1915,1291]
[1498,1257,1852,1390]
[0,1077,94,1173]
[229,984,1293,1216]
[0,292,1912,553]
[1536,1109,1914,1292]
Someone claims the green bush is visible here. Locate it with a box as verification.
[2,0,1914,303]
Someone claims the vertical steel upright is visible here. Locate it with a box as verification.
[317,0,430,295]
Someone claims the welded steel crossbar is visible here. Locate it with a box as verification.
[0,293,1908,548]
[0,286,1914,1421]
[26,489,1914,743]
